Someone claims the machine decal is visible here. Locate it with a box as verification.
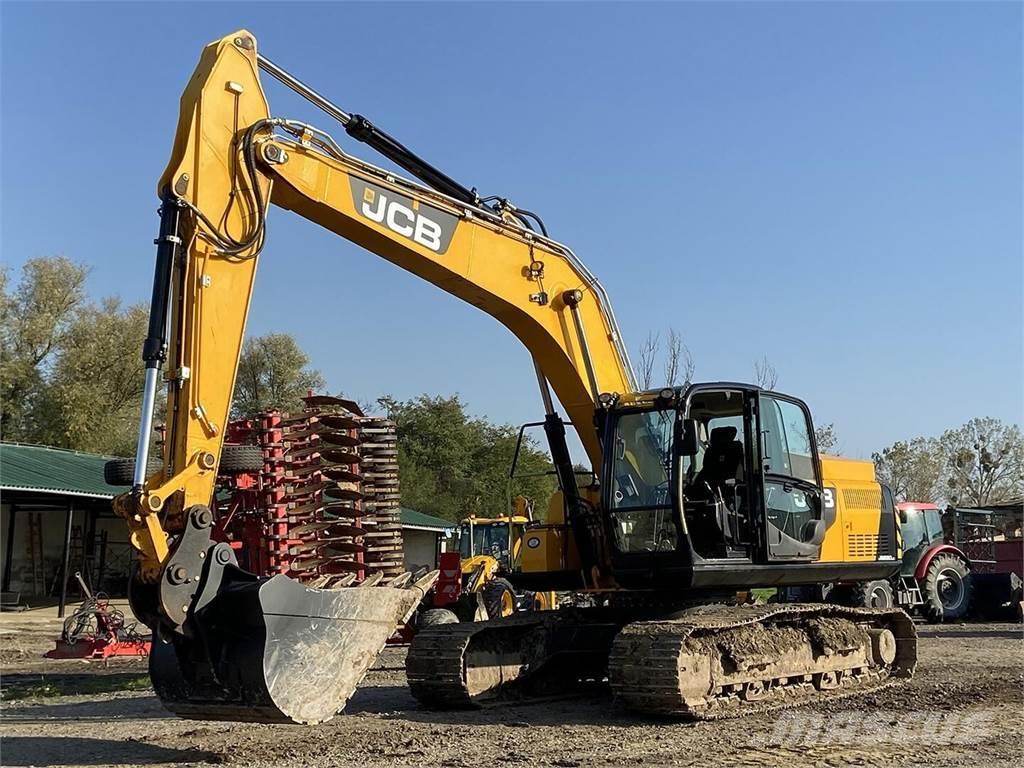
[350,177,458,254]
[822,485,838,527]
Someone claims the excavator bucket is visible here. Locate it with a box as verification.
[149,571,426,724]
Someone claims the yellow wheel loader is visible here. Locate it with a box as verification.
[114,31,916,725]
[457,513,530,619]
[424,508,556,624]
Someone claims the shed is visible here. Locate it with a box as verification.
[0,442,132,615]
[399,507,457,571]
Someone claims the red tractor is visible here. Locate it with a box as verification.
[895,502,973,622]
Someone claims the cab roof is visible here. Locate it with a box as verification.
[615,381,762,408]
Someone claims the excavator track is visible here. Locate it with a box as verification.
[408,603,916,719]
[407,613,556,708]
[608,603,917,719]
[406,621,483,707]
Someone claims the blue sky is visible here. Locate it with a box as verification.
[2,1,1021,459]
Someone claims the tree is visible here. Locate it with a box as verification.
[0,256,152,454]
[380,394,557,522]
[940,417,1023,506]
[0,257,87,439]
[637,331,660,390]
[663,328,695,388]
[635,327,694,389]
[753,355,778,390]
[873,438,944,503]
[43,299,150,455]
[814,423,839,454]
[232,333,325,418]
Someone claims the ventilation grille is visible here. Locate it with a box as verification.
[847,533,889,558]
[843,488,881,510]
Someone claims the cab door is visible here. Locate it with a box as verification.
[756,394,827,561]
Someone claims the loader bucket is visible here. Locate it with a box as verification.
[150,570,422,724]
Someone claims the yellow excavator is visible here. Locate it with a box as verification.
[115,30,916,725]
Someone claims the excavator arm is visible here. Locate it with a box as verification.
[118,30,634,585]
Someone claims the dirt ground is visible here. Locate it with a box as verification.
[1,609,1020,768]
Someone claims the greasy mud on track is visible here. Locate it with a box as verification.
[1,624,1021,768]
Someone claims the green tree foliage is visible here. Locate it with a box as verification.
[940,417,1023,506]
[232,333,325,418]
[380,394,557,522]
[814,423,839,454]
[44,299,151,455]
[873,437,944,503]
[1,257,150,454]
[874,418,1023,506]
[0,257,88,439]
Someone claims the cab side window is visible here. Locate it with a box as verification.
[760,396,816,484]
[760,395,822,550]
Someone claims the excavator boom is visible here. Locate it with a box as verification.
[123,31,634,575]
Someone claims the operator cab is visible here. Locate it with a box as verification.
[895,502,945,576]
[457,517,518,571]
[602,382,829,590]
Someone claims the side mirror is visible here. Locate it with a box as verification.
[676,418,699,456]
[898,510,908,525]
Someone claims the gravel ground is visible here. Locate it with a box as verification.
[1,620,1020,768]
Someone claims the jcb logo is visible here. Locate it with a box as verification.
[350,178,457,254]
[361,189,443,251]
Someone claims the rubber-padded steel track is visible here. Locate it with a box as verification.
[408,603,916,719]
[406,613,551,708]
[608,603,917,719]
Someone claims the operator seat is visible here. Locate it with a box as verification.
[698,426,744,493]
[692,426,745,550]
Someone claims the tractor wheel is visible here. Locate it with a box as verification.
[923,553,973,623]
[483,577,517,619]
[103,457,161,486]
[851,579,895,609]
[418,608,459,628]
[219,444,264,473]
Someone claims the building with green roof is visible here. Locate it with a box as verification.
[0,442,132,614]
[0,442,455,613]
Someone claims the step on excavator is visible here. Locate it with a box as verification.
[114,30,916,725]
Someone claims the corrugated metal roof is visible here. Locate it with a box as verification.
[399,507,456,532]
[0,442,126,500]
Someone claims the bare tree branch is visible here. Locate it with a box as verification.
[637,331,660,389]
[663,329,695,388]
[754,355,778,390]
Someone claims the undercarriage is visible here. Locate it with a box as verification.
[407,602,916,718]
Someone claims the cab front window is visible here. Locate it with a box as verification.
[459,523,510,565]
[608,408,678,553]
